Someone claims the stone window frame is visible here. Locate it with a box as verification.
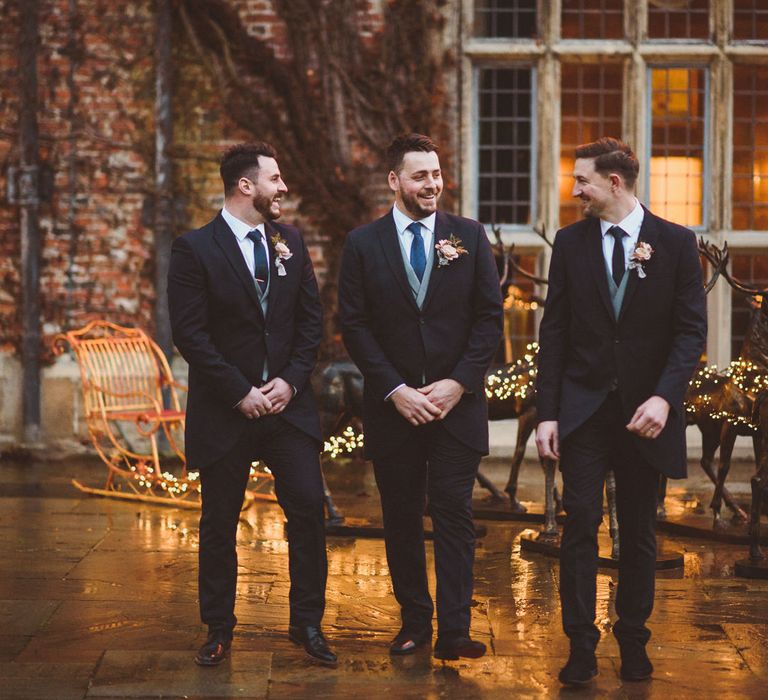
[461,0,768,366]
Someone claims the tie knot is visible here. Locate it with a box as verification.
[608,225,626,241]
[407,222,423,238]
[246,228,263,243]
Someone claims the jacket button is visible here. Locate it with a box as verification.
[614,338,619,344]
[265,331,270,337]
[420,319,425,325]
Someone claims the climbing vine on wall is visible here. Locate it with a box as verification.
[176,0,453,356]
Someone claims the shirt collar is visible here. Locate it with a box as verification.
[221,206,264,241]
[392,205,436,237]
[600,198,644,239]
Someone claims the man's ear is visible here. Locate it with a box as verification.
[609,173,623,192]
[387,170,399,193]
[238,177,253,196]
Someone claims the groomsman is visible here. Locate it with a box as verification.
[168,142,336,667]
[339,133,503,659]
[536,137,706,685]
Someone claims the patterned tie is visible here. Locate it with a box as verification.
[246,228,269,294]
[608,225,627,286]
[408,222,427,282]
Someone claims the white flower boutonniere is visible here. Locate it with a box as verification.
[435,234,469,267]
[627,241,654,279]
[271,234,293,277]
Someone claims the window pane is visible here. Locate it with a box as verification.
[733,0,768,40]
[730,254,768,359]
[649,67,706,227]
[648,0,710,40]
[733,65,768,231]
[561,0,624,39]
[477,68,534,225]
[559,62,623,226]
[475,0,537,38]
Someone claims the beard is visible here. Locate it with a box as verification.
[251,190,281,221]
[399,186,440,219]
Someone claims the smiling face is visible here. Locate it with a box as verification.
[571,157,616,219]
[242,156,288,222]
[389,150,443,219]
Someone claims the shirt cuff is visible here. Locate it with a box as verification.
[385,383,406,401]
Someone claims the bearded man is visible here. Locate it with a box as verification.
[338,133,503,660]
[168,142,336,667]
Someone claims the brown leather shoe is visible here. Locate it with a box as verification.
[389,626,433,655]
[194,631,232,666]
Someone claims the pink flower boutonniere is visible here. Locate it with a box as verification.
[435,234,469,267]
[271,234,292,277]
[628,241,654,279]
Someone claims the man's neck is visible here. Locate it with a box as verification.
[601,194,637,225]
[224,198,264,228]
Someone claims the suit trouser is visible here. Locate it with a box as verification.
[372,422,482,637]
[198,415,327,633]
[559,391,660,652]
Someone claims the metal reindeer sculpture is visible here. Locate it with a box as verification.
[693,246,768,532]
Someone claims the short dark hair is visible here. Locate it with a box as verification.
[386,133,439,173]
[220,142,278,195]
[574,137,639,189]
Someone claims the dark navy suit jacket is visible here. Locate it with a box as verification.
[339,210,504,460]
[167,212,322,469]
[536,207,707,479]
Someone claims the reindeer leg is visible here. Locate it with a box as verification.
[712,425,737,530]
[606,470,620,560]
[476,469,507,503]
[504,409,533,513]
[539,458,559,539]
[749,472,766,563]
[321,471,344,525]
[656,475,668,520]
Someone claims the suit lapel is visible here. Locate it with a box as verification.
[212,213,264,316]
[586,217,616,322]
[421,211,450,311]
[263,221,281,324]
[378,213,421,313]
[618,206,660,324]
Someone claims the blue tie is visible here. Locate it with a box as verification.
[246,229,269,294]
[408,222,426,282]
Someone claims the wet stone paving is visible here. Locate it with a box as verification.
[0,455,766,698]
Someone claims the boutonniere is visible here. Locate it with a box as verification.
[627,241,654,279]
[271,234,292,277]
[435,234,469,267]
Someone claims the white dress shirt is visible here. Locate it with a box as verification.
[600,198,644,274]
[392,204,435,260]
[221,206,269,277]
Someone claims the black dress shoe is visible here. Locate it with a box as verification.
[558,648,598,686]
[433,635,487,660]
[194,631,232,666]
[619,643,653,681]
[389,626,433,655]
[288,625,338,667]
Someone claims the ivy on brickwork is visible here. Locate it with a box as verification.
[176,0,452,356]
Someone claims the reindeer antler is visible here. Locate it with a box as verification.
[697,238,766,297]
[698,238,729,295]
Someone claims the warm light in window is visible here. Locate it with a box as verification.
[649,156,702,226]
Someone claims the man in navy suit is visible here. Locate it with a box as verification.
[536,138,706,686]
[168,143,336,667]
[339,134,503,660]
